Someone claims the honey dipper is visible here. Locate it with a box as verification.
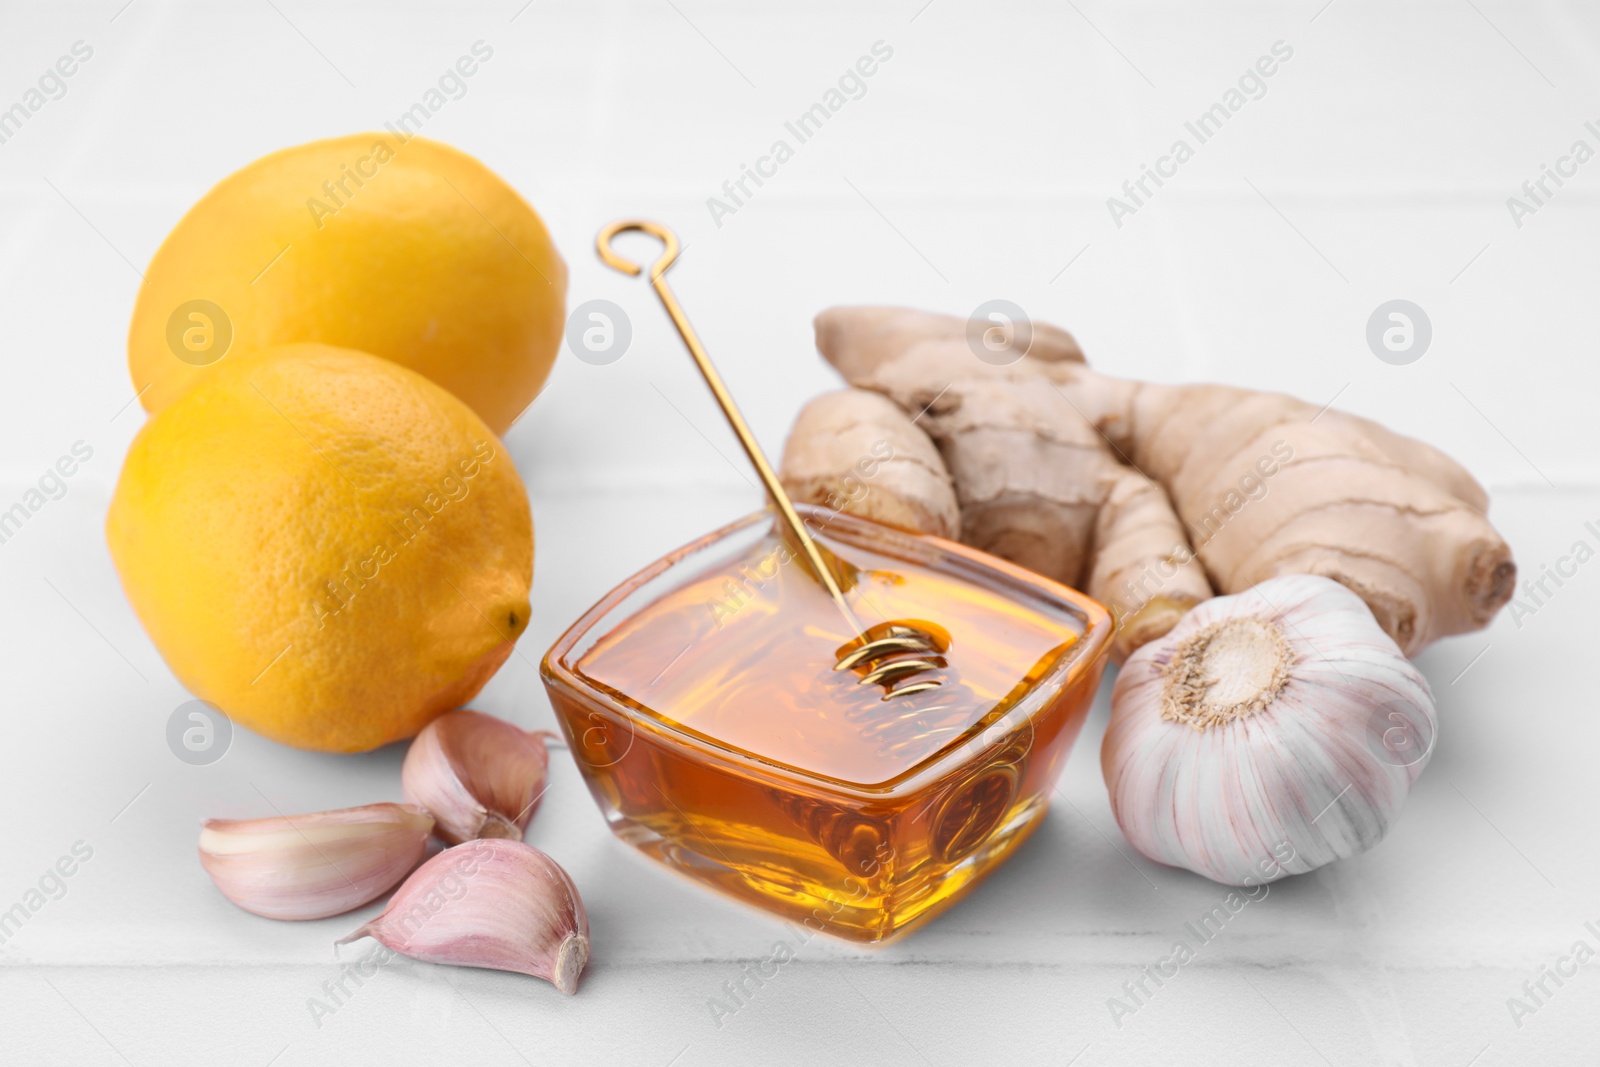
[596,220,945,698]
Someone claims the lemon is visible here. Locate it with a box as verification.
[107,344,533,752]
[127,134,566,435]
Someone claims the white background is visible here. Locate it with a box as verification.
[1,0,1596,1064]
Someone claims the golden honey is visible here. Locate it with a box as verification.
[542,507,1111,943]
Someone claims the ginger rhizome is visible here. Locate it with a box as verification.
[779,306,1515,661]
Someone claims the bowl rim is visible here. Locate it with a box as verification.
[540,504,1113,800]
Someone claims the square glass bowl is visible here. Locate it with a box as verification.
[541,506,1111,943]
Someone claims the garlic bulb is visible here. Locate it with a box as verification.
[1101,574,1436,886]
[337,838,589,995]
[198,803,434,920]
[401,710,550,845]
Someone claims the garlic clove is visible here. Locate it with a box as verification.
[198,803,434,921]
[402,710,550,845]
[1101,574,1437,886]
[336,838,589,995]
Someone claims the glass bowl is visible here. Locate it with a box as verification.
[541,505,1112,943]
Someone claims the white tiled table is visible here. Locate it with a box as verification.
[3,1,1597,1063]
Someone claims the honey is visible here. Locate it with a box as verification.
[543,506,1112,943]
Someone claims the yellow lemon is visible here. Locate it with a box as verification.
[107,344,533,752]
[127,134,566,435]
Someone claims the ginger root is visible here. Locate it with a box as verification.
[781,306,1516,659]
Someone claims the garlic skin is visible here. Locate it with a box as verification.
[1101,575,1437,886]
[199,803,434,920]
[402,710,550,845]
[336,838,589,995]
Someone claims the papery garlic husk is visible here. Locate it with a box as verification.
[199,803,434,920]
[401,710,550,845]
[336,838,590,995]
[1101,574,1437,886]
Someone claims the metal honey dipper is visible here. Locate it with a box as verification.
[595,220,947,700]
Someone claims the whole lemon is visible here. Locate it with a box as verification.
[107,344,533,752]
[127,134,566,435]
